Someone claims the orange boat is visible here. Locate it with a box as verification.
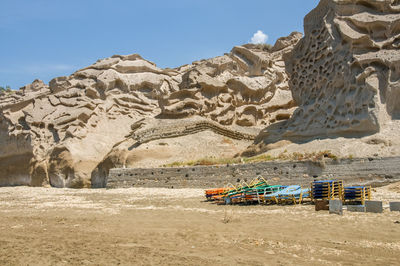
[205,187,230,201]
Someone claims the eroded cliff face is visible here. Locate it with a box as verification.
[3,0,399,188]
[159,32,302,127]
[0,55,169,187]
[248,0,400,154]
[0,33,301,187]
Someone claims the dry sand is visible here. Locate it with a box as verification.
[0,184,400,265]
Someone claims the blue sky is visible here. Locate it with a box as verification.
[0,0,319,89]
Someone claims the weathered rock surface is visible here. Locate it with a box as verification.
[246,0,400,155]
[159,32,301,127]
[2,0,400,188]
[0,55,171,187]
[90,117,261,187]
[0,33,301,187]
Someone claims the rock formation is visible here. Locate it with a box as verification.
[2,0,400,188]
[159,32,301,127]
[0,55,171,187]
[246,0,400,154]
[0,32,301,187]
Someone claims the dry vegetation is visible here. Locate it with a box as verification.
[0,86,15,95]
[163,150,339,167]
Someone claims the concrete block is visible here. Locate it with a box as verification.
[315,200,329,211]
[347,205,366,212]
[389,202,400,212]
[365,201,383,213]
[329,200,343,215]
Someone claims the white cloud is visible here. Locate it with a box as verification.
[251,30,268,44]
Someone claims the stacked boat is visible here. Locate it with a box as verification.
[205,178,373,206]
[311,180,344,202]
[343,186,371,205]
[205,177,311,205]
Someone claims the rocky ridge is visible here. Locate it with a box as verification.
[159,32,301,127]
[1,0,400,188]
[0,32,301,187]
[246,0,400,155]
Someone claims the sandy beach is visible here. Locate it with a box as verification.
[1,184,400,265]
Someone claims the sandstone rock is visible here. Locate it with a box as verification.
[159,32,301,127]
[2,0,400,188]
[21,79,48,93]
[0,55,175,187]
[0,32,300,187]
[247,0,400,154]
